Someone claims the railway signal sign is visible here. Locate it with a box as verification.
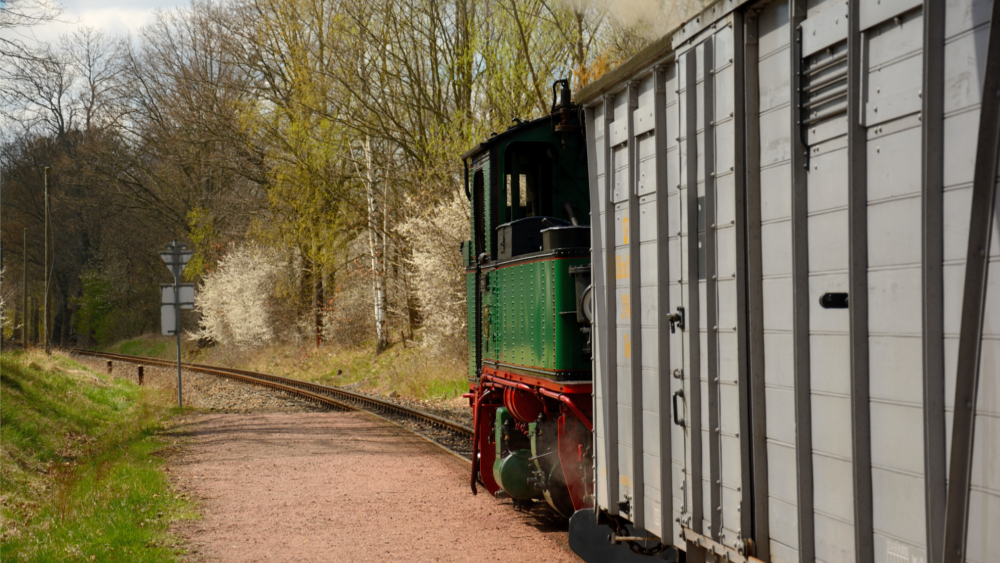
[160,283,195,335]
[160,246,193,279]
[160,241,195,408]
[161,283,195,309]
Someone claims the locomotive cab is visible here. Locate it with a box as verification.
[463,80,595,517]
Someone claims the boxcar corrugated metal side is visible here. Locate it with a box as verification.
[577,0,1000,561]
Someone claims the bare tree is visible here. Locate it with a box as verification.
[0,46,77,137]
[62,28,127,131]
[0,0,60,63]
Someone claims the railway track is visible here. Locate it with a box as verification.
[68,348,474,460]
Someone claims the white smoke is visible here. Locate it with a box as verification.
[563,0,712,39]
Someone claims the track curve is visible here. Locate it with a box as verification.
[67,348,474,459]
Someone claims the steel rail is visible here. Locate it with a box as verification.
[68,348,474,439]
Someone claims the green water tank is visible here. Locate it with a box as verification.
[494,449,535,499]
[493,408,535,499]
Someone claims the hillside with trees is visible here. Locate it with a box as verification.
[0,0,708,380]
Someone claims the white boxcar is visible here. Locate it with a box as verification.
[576,0,1000,562]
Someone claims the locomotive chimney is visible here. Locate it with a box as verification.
[552,79,578,147]
[554,79,572,111]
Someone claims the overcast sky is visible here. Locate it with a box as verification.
[19,0,184,45]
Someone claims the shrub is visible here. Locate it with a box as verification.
[192,243,288,350]
[399,192,469,357]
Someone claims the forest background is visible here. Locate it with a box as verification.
[0,0,707,393]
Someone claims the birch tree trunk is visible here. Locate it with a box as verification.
[364,136,388,352]
[312,234,322,349]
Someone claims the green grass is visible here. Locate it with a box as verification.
[238,340,470,402]
[0,350,195,562]
[103,336,173,360]
[103,334,469,405]
[100,332,469,404]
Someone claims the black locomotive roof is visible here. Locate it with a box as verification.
[460,113,553,161]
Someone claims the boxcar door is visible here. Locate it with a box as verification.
[672,15,750,559]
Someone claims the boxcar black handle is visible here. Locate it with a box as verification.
[672,390,685,427]
[819,292,849,309]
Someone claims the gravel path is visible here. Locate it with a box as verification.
[164,412,579,562]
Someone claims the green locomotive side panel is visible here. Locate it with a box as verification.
[551,258,591,373]
[482,162,492,258]
[482,270,497,363]
[488,257,590,377]
[466,271,477,380]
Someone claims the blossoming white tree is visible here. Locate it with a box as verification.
[400,193,469,356]
[192,243,287,350]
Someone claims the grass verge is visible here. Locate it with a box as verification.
[103,335,173,360]
[0,349,195,562]
[239,340,469,401]
[103,334,469,405]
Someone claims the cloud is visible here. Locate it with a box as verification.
[22,0,183,46]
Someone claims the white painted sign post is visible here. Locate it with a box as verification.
[160,241,194,407]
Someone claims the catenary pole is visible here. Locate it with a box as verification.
[43,167,50,356]
[174,242,182,408]
[1,164,3,353]
[22,229,27,349]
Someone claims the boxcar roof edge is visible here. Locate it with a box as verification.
[575,0,752,106]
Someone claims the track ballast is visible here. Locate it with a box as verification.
[69,348,474,460]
